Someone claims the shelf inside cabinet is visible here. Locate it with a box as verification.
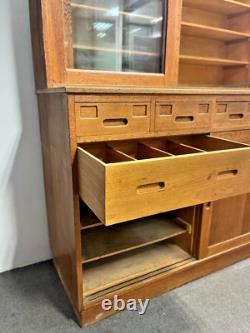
[81,218,102,230]
[81,214,189,264]
[179,55,249,67]
[73,45,160,57]
[183,0,250,15]
[181,22,250,42]
[80,202,102,230]
[83,242,192,296]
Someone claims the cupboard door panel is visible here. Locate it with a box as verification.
[209,195,247,246]
[199,195,250,259]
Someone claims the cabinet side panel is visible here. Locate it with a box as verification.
[38,93,79,311]
[29,0,47,89]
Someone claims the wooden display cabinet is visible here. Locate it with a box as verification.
[30,0,250,327]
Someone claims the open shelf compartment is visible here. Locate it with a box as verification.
[82,205,196,298]
[82,212,190,264]
[80,193,197,298]
[179,0,250,87]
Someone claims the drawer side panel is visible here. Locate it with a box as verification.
[78,149,106,223]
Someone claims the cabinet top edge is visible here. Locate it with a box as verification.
[36,86,250,95]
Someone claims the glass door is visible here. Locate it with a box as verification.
[70,0,167,74]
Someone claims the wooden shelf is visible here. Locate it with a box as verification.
[71,3,158,21]
[81,218,102,230]
[73,44,160,57]
[179,55,249,67]
[181,22,250,42]
[80,204,102,230]
[82,214,188,263]
[183,0,250,15]
[83,242,191,296]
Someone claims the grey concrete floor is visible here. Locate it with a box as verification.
[0,259,250,333]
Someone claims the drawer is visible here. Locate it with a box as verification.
[213,98,250,131]
[155,97,213,133]
[75,101,151,137]
[78,135,250,226]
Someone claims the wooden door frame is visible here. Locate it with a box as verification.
[38,0,182,88]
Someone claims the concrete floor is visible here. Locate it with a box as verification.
[0,259,250,333]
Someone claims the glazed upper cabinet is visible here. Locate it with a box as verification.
[30,0,181,88]
[30,0,250,89]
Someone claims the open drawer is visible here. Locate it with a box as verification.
[78,135,250,226]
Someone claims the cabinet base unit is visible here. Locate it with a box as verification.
[33,90,250,327]
[30,0,250,327]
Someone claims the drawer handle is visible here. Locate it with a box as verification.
[137,182,165,194]
[216,169,238,179]
[175,116,194,122]
[103,118,128,127]
[229,113,244,120]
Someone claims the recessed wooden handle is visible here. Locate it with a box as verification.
[175,116,194,122]
[216,169,238,179]
[103,118,128,127]
[137,182,165,194]
[229,113,244,120]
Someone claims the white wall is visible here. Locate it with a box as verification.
[0,0,51,273]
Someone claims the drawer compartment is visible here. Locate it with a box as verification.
[78,135,250,226]
[75,101,151,137]
[213,98,250,131]
[155,97,213,133]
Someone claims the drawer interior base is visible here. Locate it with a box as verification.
[80,135,247,164]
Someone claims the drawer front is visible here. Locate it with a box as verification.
[106,149,250,224]
[155,97,213,133]
[75,102,151,137]
[213,98,250,131]
[78,135,250,225]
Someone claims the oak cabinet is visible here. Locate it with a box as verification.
[29,0,250,327]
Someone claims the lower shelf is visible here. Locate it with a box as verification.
[83,242,192,297]
[82,214,189,263]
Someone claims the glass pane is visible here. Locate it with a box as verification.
[70,0,167,73]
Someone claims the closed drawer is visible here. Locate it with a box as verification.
[78,135,250,226]
[213,98,250,131]
[75,101,151,137]
[155,97,213,133]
